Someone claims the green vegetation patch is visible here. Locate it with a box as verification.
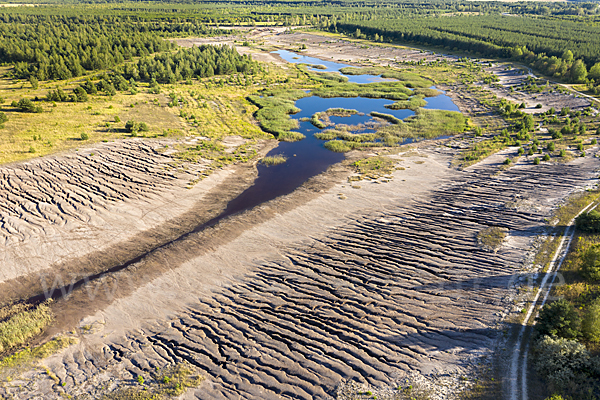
[0,336,77,381]
[352,155,396,179]
[102,362,203,400]
[248,89,310,141]
[311,80,412,100]
[260,154,287,166]
[378,108,468,141]
[0,301,54,354]
[385,94,427,111]
[319,108,467,152]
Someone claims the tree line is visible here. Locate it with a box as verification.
[331,14,600,83]
[0,14,223,81]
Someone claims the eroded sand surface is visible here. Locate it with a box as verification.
[4,141,599,399]
[0,138,274,303]
[2,31,600,400]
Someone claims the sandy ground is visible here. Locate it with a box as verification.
[2,31,600,400]
[484,64,590,113]
[0,137,276,305]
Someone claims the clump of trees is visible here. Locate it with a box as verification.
[0,13,235,82]
[125,120,149,135]
[121,45,259,84]
[11,98,42,113]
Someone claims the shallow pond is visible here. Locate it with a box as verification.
[274,50,394,84]
[198,52,460,227]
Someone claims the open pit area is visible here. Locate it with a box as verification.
[1,29,600,400]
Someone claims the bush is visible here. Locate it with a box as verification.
[550,129,562,140]
[503,158,511,165]
[534,157,540,165]
[72,86,88,102]
[534,335,590,392]
[547,142,556,151]
[576,210,600,234]
[579,244,600,282]
[0,111,7,125]
[535,299,581,339]
[582,298,600,342]
[15,98,42,113]
[125,120,138,133]
[80,132,89,141]
[543,154,551,161]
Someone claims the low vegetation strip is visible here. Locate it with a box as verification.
[0,302,53,354]
[533,197,600,399]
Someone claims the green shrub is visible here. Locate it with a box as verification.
[579,244,600,281]
[139,122,149,132]
[547,142,556,151]
[535,299,581,339]
[582,298,600,342]
[534,335,589,392]
[575,210,600,234]
[534,157,540,165]
[543,154,551,161]
[125,120,138,133]
[15,98,42,113]
[80,132,89,140]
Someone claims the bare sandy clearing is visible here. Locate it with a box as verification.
[0,137,276,304]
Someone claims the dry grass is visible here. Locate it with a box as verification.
[477,227,508,252]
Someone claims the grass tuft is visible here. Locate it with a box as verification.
[260,154,287,166]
